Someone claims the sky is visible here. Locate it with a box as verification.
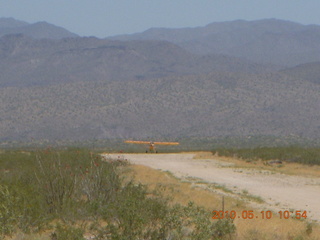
[0,0,320,38]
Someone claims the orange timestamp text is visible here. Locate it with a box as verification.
[212,210,307,220]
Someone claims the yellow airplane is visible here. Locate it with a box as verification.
[124,140,179,153]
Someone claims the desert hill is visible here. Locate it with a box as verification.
[1,71,319,142]
[281,62,320,84]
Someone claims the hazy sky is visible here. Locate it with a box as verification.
[0,0,320,38]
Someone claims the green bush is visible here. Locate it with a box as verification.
[97,198,235,240]
[98,182,170,239]
[0,185,18,238]
[50,224,85,240]
[0,149,123,234]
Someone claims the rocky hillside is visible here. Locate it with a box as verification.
[1,71,319,142]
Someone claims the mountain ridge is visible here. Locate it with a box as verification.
[0,34,275,87]
[0,17,78,39]
[109,19,320,66]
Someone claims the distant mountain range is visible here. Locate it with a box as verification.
[0,17,78,39]
[0,34,273,87]
[110,19,320,67]
[0,18,319,143]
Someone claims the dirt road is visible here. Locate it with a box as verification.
[103,153,320,222]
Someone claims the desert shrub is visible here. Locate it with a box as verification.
[164,202,235,240]
[50,223,85,240]
[33,149,124,220]
[97,182,170,240]
[213,147,320,165]
[96,197,235,240]
[0,149,124,234]
[0,185,18,238]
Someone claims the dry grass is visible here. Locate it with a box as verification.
[130,163,320,240]
[193,152,320,178]
[4,232,51,240]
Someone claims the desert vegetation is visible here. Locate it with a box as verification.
[0,148,235,240]
[213,146,320,165]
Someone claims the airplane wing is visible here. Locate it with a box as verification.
[124,140,179,145]
[153,142,179,145]
[124,140,150,144]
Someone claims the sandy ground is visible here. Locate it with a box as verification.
[103,153,320,222]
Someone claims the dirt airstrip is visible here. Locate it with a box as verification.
[103,153,320,222]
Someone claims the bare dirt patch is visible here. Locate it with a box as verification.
[103,152,320,223]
